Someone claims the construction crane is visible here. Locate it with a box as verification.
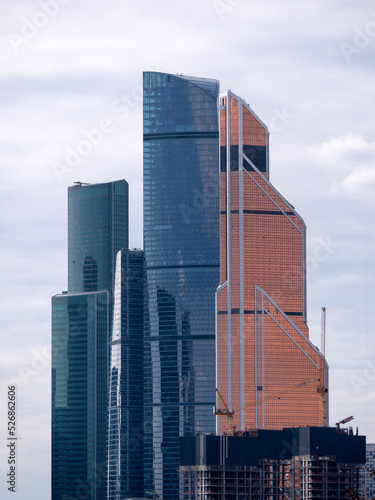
[318,307,327,426]
[214,379,315,435]
[213,388,235,435]
[336,415,354,430]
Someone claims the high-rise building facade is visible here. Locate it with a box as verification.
[216,91,328,432]
[52,180,129,500]
[361,442,375,499]
[108,248,144,499]
[143,72,221,499]
[68,180,128,295]
[180,427,366,499]
[51,290,109,500]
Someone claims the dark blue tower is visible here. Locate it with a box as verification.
[143,72,220,499]
[108,248,144,499]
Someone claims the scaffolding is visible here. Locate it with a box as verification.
[181,458,362,500]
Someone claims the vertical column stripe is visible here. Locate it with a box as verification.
[226,92,232,409]
[238,99,244,429]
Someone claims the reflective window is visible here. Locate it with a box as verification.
[51,291,108,500]
[143,72,220,499]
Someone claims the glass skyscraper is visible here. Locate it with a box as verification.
[216,91,329,432]
[108,248,144,499]
[68,180,128,295]
[143,72,220,499]
[52,180,129,500]
[51,74,330,500]
[51,290,109,500]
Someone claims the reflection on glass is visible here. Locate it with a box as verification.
[143,72,220,499]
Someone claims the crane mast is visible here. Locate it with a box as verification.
[321,306,326,358]
[319,307,327,426]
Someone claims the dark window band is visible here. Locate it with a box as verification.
[218,310,302,316]
[145,334,215,342]
[244,210,295,216]
[146,264,220,270]
[221,210,295,216]
[144,402,214,407]
[144,131,219,141]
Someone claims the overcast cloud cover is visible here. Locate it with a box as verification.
[0,0,374,497]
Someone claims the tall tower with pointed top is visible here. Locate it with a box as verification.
[216,91,328,432]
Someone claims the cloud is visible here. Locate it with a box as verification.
[308,134,375,200]
[342,164,375,196]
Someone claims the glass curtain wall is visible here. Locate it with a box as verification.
[52,291,108,500]
[108,249,144,499]
[143,71,220,500]
[68,180,128,296]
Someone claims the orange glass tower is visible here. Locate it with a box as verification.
[216,91,328,433]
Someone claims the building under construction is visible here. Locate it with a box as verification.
[216,91,329,433]
[180,427,365,500]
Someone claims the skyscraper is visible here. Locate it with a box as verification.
[108,248,144,499]
[216,91,328,432]
[68,180,128,295]
[143,71,221,499]
[51,290,109,500]
[52,180,129,500]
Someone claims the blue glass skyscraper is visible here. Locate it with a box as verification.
[52,180,129,500]
[108,248,144,499]
[143,72,220,499]
[52,290,109,500]
[68,180,128,294]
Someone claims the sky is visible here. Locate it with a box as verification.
[0,0,374,497]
